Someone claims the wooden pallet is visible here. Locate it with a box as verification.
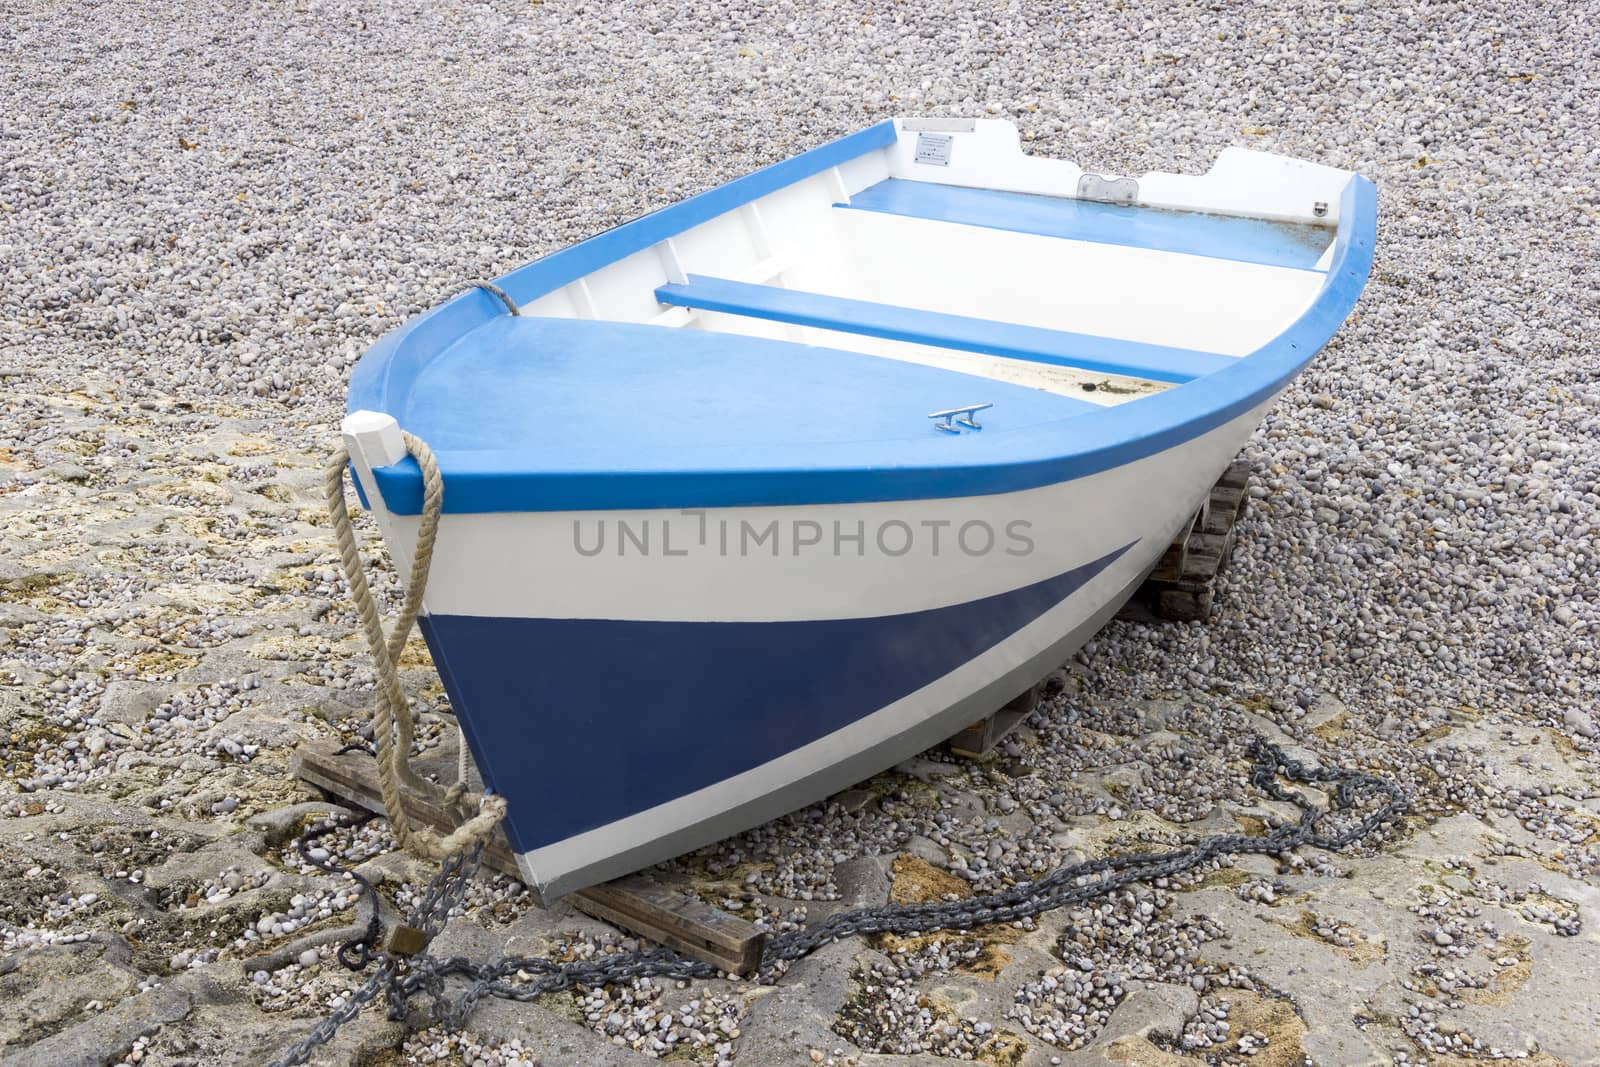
[1128,458,1252,622]
[291,739,766,975]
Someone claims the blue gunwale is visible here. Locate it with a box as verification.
[654,275,1232,385]
[497,122,901,310]
[350,123,1376,515]
[349,121,899,421]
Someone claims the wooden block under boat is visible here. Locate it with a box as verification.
[1155,584,1214,623]
[1204,484,1247,535]
[947,682,1042,758]
[291,739,767,975]
[1204,461,1252,535]
[1184,531,1229,582]
[1146,540,1187,585]
[569,879,765,976]
[1126,458,1253,623]
[1216,457,1252,492]
[1146,506,1200,583]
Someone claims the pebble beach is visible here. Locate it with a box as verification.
[2,1,1598,1064]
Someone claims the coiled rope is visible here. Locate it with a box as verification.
[324,432,507,860]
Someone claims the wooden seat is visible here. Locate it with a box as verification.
[654,275,1235,385]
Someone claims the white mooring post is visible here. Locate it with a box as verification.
[337,409,420,594]
[341,409,407,498]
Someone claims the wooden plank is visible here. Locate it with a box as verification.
[1146,506,1199,582]
[570,878,765,976]
[1203,483,1246,535]
[1156,586,1212,622]
[1175,501,1201,543]
[1183,550,1223,584]
[292,740,522,877]
[1225,527,1241,568]
[1184,532,1228,582]
[1146,541,1186,584]
[292,739,766,975]
[1217,458,1252,491]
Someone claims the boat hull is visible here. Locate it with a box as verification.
[338,121,1375,899]
[384,393,1276,901]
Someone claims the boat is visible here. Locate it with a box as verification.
[340,118,1375,901]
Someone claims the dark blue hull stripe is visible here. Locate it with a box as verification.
[420,542,1134,852]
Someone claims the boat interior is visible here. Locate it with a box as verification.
[364,121,1361,470]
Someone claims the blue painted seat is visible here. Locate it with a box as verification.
[838,179,1334,272]
[655,275,1233,384]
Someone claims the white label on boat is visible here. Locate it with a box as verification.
[913,132,953,167]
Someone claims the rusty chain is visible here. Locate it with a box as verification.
[269,738,1407,1066]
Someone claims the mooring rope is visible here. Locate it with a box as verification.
[324,433,507,860]
[453,280,520,316]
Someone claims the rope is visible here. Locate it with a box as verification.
[454,280,520,316]
[324,432,507,860]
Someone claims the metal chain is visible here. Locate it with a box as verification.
[269,738,1407,1066]
[270,843,488,1067]
[293,811,383,970]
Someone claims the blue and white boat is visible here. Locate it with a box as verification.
[342,118,1375,901]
